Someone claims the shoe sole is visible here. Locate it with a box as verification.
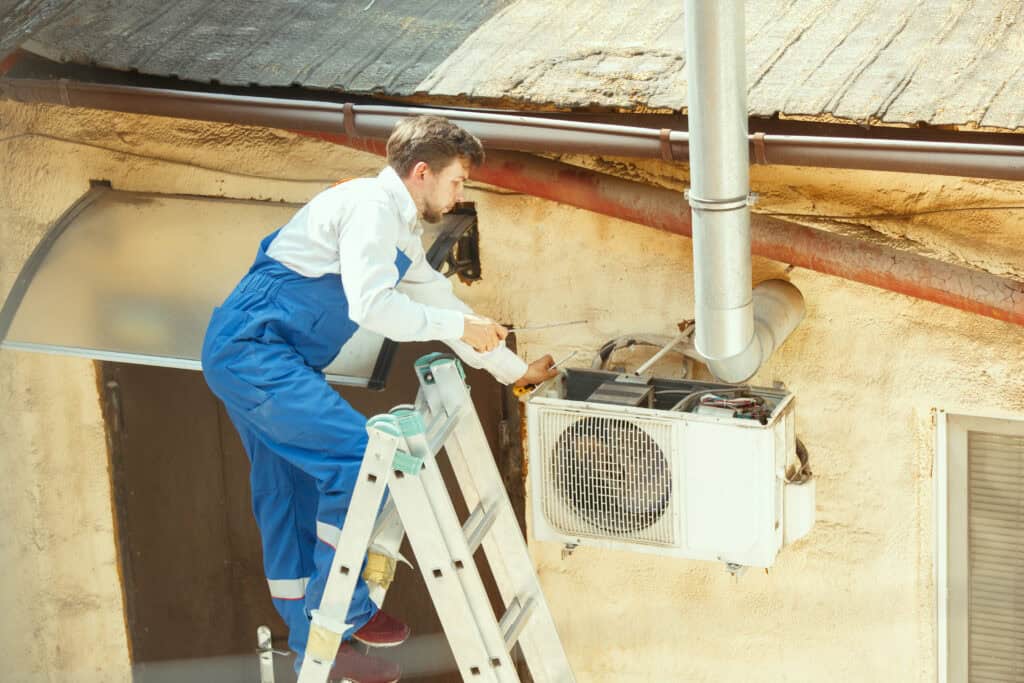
[351,634,409,648]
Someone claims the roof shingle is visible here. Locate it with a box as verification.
[19,0,1024,130]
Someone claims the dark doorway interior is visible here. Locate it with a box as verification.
[99,341,527,682]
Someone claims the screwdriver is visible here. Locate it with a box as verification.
[506,319,588,333]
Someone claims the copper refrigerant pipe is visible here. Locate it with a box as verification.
[3,77,1023,325]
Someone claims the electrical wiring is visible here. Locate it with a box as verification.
[592,332,702,378]
[787,439,812,483]
[669,387,773,424]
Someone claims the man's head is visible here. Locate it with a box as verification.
[387,116,485,224]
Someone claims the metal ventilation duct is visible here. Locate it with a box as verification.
[684,0,804,382]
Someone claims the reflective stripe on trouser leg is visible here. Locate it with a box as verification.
[309,519,377,639]
[228,407,320,658]
[201,229,413,669]
[215,348,378,661]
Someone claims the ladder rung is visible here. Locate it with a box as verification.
[462,503,499,555]
[425,404,465,455]
[498,597,537,650]
[303,356,575,683]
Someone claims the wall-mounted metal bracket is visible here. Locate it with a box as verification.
[683,190,759,211]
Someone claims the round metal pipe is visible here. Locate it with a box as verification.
[1,77,1022,327]
[761,134,1024,180]
[685,0,755,361]
[0,78,691,158]
[298,135,1024,330]
[460,149,1024,329]
[706,280,806,383]
[3,77,1024,180]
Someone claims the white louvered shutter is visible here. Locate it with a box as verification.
[967,431,1024,682]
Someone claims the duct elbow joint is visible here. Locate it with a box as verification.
[694,301,754,361]
[705,280,805,383]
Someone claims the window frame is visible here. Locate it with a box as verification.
[935,409,1024,683]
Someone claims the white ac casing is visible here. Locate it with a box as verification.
[526,372,814,569]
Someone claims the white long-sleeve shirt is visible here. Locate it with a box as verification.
[266,166,528,385]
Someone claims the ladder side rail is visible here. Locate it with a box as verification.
[364,387,444,608]
[297,425,402,683]
[416,452,521,682]
[427,360,577,683]
[438,413,571,683]
[388,463,502,682]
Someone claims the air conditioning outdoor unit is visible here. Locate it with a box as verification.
[525,368,815,569]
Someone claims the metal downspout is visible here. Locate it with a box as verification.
[2,78,1024,329]
[684,0,804,382]
[684,0,754,362]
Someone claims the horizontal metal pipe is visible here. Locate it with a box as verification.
[760,135,1024,179]
[2,77,1021,327]
[0,78,689,157]
[2,77,1024,180]
[304,134,1024,328]
[473,151,1024,328]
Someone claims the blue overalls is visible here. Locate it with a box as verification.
[201,229,412,661]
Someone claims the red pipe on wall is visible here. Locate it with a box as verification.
[2,74,1021,326]
[302,131,1024,327]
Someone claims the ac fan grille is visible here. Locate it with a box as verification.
[536,407,676,547]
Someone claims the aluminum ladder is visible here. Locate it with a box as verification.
[296,353,575,683]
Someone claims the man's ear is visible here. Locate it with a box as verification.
[410,161,431,182]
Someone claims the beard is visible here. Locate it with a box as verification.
[421,207,444,224]
[421,196,449,223]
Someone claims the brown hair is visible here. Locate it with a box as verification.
[386,115,485,178]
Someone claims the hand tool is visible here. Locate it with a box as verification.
[512,351,578,398]
[507,320,588,333]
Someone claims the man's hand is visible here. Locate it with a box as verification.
[461,315,508,353]
[514,354,560,388]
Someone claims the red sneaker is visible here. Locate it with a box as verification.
[352,610,411,648]
[330,642,401,683]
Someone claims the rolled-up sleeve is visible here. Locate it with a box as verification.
[398,245,528,386]
[335,198,465,342]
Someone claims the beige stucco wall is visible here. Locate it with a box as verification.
[1,100,1022,682]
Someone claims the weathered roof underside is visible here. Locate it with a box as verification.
[0,0,75,57]
[22,0,505,93]
[18,0,1024,131]
[424,0,1024,130]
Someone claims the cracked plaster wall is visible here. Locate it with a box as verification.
[1,100,1022,682]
